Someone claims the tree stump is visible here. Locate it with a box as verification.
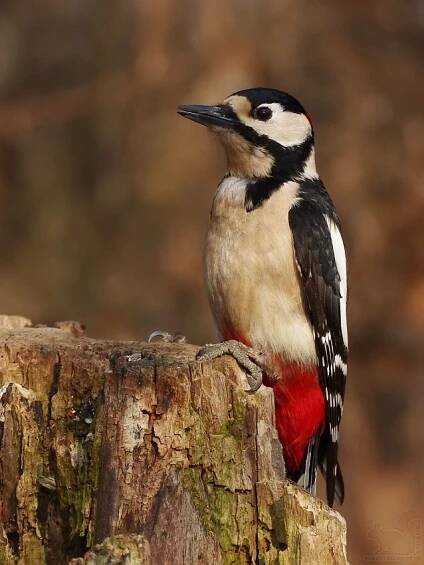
[0,317,347,564]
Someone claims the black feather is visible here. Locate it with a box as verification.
[289,182,348,507]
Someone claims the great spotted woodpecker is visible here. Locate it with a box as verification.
[177,88,348,507]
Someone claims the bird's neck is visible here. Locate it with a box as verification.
[239,138,317,211]
[299,147,318,180]
[223,133,275,178]
[269,135,316,183]
[221,128,316,178]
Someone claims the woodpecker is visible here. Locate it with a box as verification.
[177,88,348,507]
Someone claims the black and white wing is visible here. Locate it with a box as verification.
[289,198,348,507]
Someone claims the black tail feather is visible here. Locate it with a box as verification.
[335,461,344,504]
[318,439,344,507]
[303,430,321,494]
[289,432,345,507]
[326,442,338,507]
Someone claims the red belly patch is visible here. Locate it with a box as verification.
[272,360,324,473]
[222,325,324,474]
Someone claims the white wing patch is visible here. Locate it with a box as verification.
[325,217,348,348]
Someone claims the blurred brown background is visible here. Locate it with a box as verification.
[0,1,423,562]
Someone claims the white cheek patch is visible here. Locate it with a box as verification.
[242,103,312,147]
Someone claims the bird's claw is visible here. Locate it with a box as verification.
[196,340,265,393]
[147,330,187,344]
[119,331,187,370]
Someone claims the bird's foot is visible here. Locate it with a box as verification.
[147,330,187,344]
[123,330,187,367]
[196,340,265,393]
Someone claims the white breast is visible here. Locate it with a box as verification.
[205,177,316,365]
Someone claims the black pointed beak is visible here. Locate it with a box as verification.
[177,104,238,129]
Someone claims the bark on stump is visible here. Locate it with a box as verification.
[0,317,347,564]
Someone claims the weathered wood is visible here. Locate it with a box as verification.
[0,318,347,564]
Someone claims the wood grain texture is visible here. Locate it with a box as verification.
[0,320,347,564]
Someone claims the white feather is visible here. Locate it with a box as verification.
[301,148,318,179]
[325,217,348,348]
[334,354,348,376]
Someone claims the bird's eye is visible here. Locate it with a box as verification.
[252,106,272,121]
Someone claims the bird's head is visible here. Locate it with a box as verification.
[178,88,315,180]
